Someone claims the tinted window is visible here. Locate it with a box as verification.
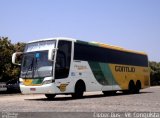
[74,42,148,67]
[55,41,72,79]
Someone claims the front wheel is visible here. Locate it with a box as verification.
[72,81,85,99]
[45,94,56,100]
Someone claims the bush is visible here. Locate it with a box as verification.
[0,37,25,82]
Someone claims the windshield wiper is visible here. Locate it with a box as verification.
[24,57,34,78]
[34,58,40,78]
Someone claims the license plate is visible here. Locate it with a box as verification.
[30,88,36,91]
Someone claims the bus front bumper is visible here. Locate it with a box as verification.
[20,83,56,94]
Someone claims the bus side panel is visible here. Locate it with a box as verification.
[109,64,150,90]
[88,62,121,91]
[72,61,103,92]
[54,61,103,93]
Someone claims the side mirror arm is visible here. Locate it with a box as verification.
[48,48,58,61]
[12,52,23,66]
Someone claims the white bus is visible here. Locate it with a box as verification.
[12,37,150,99]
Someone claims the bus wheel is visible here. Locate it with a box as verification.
[128,80,136,94]
[72,80,85,99]
[135,80,141,93]
[102,91,116,96]
[45,94,56,100]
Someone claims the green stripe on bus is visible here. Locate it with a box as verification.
[32,78,44,84]
[99,63,117,85]
[89,61,117,85]
[89,61,109,85]
[77,40,100,47]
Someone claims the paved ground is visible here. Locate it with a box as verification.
[0,86,160,113]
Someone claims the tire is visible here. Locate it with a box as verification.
[128,80,136,94]
[72,81,85,99]
[135,80,141,93]
[45,94,56,100]
[102,91,116,96]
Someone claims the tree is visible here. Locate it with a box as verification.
[0,37,14,81]
[0,37,25,82]
[149,61,160,85]
[11,42,25,80]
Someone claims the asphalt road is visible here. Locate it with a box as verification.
[0,86,160,118]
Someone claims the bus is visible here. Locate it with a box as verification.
[12,37,150,99]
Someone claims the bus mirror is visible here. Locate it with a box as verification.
[48,49,55,61]
[12,52,23,66]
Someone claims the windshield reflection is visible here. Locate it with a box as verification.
[21,50,53,79]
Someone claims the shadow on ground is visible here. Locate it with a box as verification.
[24,91,153,101]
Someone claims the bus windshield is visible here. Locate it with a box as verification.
[20,50,53,79]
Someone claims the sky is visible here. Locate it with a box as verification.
[0,0,160,62]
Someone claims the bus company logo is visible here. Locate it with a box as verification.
[57,84,68,92]
[74,65,87,70]
[115,66,135,72]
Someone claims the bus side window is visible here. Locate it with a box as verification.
[55,41,72,79]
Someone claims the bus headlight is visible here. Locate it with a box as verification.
[19,78,24,85]
[42,80,53,85]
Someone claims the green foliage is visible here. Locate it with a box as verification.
[149,61,160,85]
[0,37,25,82]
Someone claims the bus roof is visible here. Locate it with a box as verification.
[27,37,76,44]
[27,37,147,55]
[77,40,147,55]
[89,41,147,55]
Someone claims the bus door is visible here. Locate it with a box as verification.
[54,40,72,92]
